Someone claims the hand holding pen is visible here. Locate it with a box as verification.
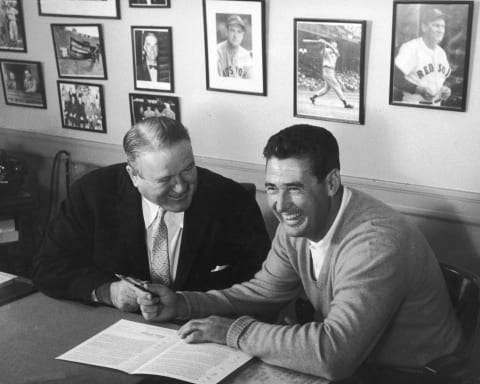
[115,274,158,297]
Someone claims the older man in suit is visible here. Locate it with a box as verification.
[33,117,270,312]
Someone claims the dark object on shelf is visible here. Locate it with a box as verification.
[0,150,26,195]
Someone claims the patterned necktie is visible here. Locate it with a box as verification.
[150,209,171,286]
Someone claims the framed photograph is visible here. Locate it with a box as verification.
[0,59,47,108]
[57,80,106,133]
[131,26,174,93]
[389,1,473,111]
[38,0,120,19]
[0,0,27,52]
[129,93,180,125]
[294,19,366,124]
[129,0,170,8]
[51,24,107,80]
[203,0,266,96]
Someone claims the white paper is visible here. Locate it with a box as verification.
[57,319,252,384]
[0,271,16,286]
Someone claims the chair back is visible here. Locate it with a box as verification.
[440,262,480,351]
[240,182,256,199]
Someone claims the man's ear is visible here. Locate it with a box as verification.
[325,169,341,197]
[126,164,138,187]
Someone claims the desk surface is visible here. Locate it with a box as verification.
[1,292,323,384]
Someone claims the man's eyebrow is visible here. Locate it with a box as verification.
[264,182,304,188]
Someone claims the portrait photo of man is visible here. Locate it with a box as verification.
[390,2,473,111]
[203,0,266,95]
[132,27,174,92]
[216,14,253,79]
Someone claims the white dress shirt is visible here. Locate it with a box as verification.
[142,197,184,283]
[309,187,352,279]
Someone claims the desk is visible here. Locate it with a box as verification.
[1,293,323,384]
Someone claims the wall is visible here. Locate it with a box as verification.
[1,1,480,270]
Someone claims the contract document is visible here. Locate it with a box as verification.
[57,319,252,384]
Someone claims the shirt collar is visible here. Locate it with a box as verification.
[141,197,184,229]
[309,186,352,250]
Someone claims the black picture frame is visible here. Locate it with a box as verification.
[129,0,170,8]
[129,93,180,125]
[131,26,174,93]
[0,0,27,52]
[389,1,473,111]
[294,18,366,125]
[38,0,120,19]
[0,59,47,109]
[203,0,266,96]
[57,80,106,133]
[51,24,107,80]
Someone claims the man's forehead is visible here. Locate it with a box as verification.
[265,157,312,181]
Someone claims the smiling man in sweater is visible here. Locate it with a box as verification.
[137,124,463,383]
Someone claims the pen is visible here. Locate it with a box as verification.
[115,273,158,297]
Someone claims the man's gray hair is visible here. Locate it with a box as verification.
[123,117,191,165]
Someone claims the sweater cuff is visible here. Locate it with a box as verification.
[226,316,256,349]
[176,292,191,320]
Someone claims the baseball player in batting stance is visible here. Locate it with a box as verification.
[217,15,253,79]
[393,7,451,106]
[306,38,354,109]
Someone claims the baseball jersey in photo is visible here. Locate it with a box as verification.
[395,37,451,104]
[217,41,253,79]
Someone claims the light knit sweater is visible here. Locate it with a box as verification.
[182,189,462,381]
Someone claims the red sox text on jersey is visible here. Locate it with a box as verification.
[395,37,451,105]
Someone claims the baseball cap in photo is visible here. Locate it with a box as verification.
[227,15,246,31]
[421,7,447,24]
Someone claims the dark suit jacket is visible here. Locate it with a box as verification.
[32,164,270,302]
[136,61,157,82]
[136,61,171,83]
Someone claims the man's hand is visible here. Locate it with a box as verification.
[109,280,144,312]
[440,85,451,101]
[137,284,186,322]
[178,316,235,345]
[416,85,436,101]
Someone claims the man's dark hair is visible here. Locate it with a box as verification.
[123,116,191,166]
[263,124,340,181]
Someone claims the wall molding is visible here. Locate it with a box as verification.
[2,127,480,225]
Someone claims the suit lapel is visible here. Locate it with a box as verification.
[174,178,210,290]
[116,169,150,278]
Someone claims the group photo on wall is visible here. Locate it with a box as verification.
[0,59,46,108]
[57,81,106,133]
[129,93,179,124]
[51,24,107,79]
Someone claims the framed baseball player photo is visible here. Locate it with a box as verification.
[129,0,170,8]
[389,1,473,112]
[38,0,120,19]
[294,19,366,125]
[203,0,266,96]
[129,93,180,125]
[0,0,27,52]
[51,24,107,80]
[57,80,106,133]
[0,59,47,109]
[131,26,174,93]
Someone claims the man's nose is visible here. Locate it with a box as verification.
[275,190,291,212]
[170,175,187,193]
